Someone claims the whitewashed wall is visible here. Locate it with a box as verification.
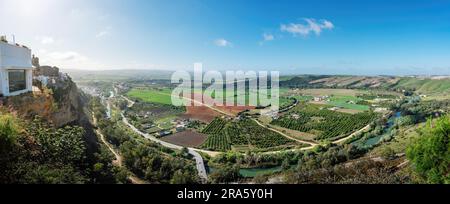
[0,42,33,96]
[0,42,32,69]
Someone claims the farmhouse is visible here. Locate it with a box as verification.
[0,37,33,97]
[313,95,329,102]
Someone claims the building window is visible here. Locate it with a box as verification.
[8,70,27,93]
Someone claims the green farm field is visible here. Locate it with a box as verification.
[127,87,292,107]
[327,95,370,111]
[127,88,173,105]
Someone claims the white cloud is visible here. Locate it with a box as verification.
[214,38,232,47]
[322,20,334,29]
[259,33,275,46]
[96,31,110,38]
[46,51,87,62]
[281,18,334,37]
[263,33,274,41]
[96,26,112,38]
[42,37,54,44]
[35,36,55,44]
[70,8,82,17]
[36,50,105,69]
[39,50,89,67]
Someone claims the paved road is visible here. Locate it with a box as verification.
[278,98,299,113]
[121,95,135,107]
[121,113,208,182]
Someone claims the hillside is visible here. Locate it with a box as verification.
[5,66,89,127]
[0,66,121,184]
[281,75,450,98]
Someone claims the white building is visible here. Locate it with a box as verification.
[0,40,33,97]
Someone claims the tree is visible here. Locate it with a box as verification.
[407,115,450,184]
[380,147,396,160]
[281,158,290,171]
[209,165,241,184]
[181,147,190,158]
[170,170,189,184]
[114,167,130,184]
[0,114,20,154]
[296,159,304,171]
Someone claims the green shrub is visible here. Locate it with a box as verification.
[0,114,20,153]
[407,115,450,184]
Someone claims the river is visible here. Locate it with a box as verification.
[105,91,114,119]
[353,111,402,148]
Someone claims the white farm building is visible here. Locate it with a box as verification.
[0,39,33,97]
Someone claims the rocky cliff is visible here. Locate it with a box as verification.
[4,66,90,128]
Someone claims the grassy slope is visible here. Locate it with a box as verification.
[398,78,450,92]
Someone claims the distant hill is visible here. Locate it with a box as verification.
[393,77,450,95]
[64,69,175,82]
[280,75,450,98]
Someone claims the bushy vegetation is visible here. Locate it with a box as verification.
[0,111,117,184]
[209,142,408,183]
[395,98,450,123]
[407,115,449,184]
[0,114,20,153]
[209,165,241,184]
[285,160,409,184]
[120,140,199,184]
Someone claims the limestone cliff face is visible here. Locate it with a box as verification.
[5,66,90,128]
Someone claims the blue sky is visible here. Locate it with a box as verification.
[1,0,450,75]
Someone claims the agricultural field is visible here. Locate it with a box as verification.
[160,130,208,147]
[200,118,232,151]
[282,88,402,112]
[271,104,378,140]
[202,118,227,134]
[127,86,292,111]
[200,134,231,151]
[127,87,173,105]
[181,105,222,123]
[292,88,367,97]
[268,125,317,142]
[124,101,185,133]
[327,95,370,111]
[200,117,297,151]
